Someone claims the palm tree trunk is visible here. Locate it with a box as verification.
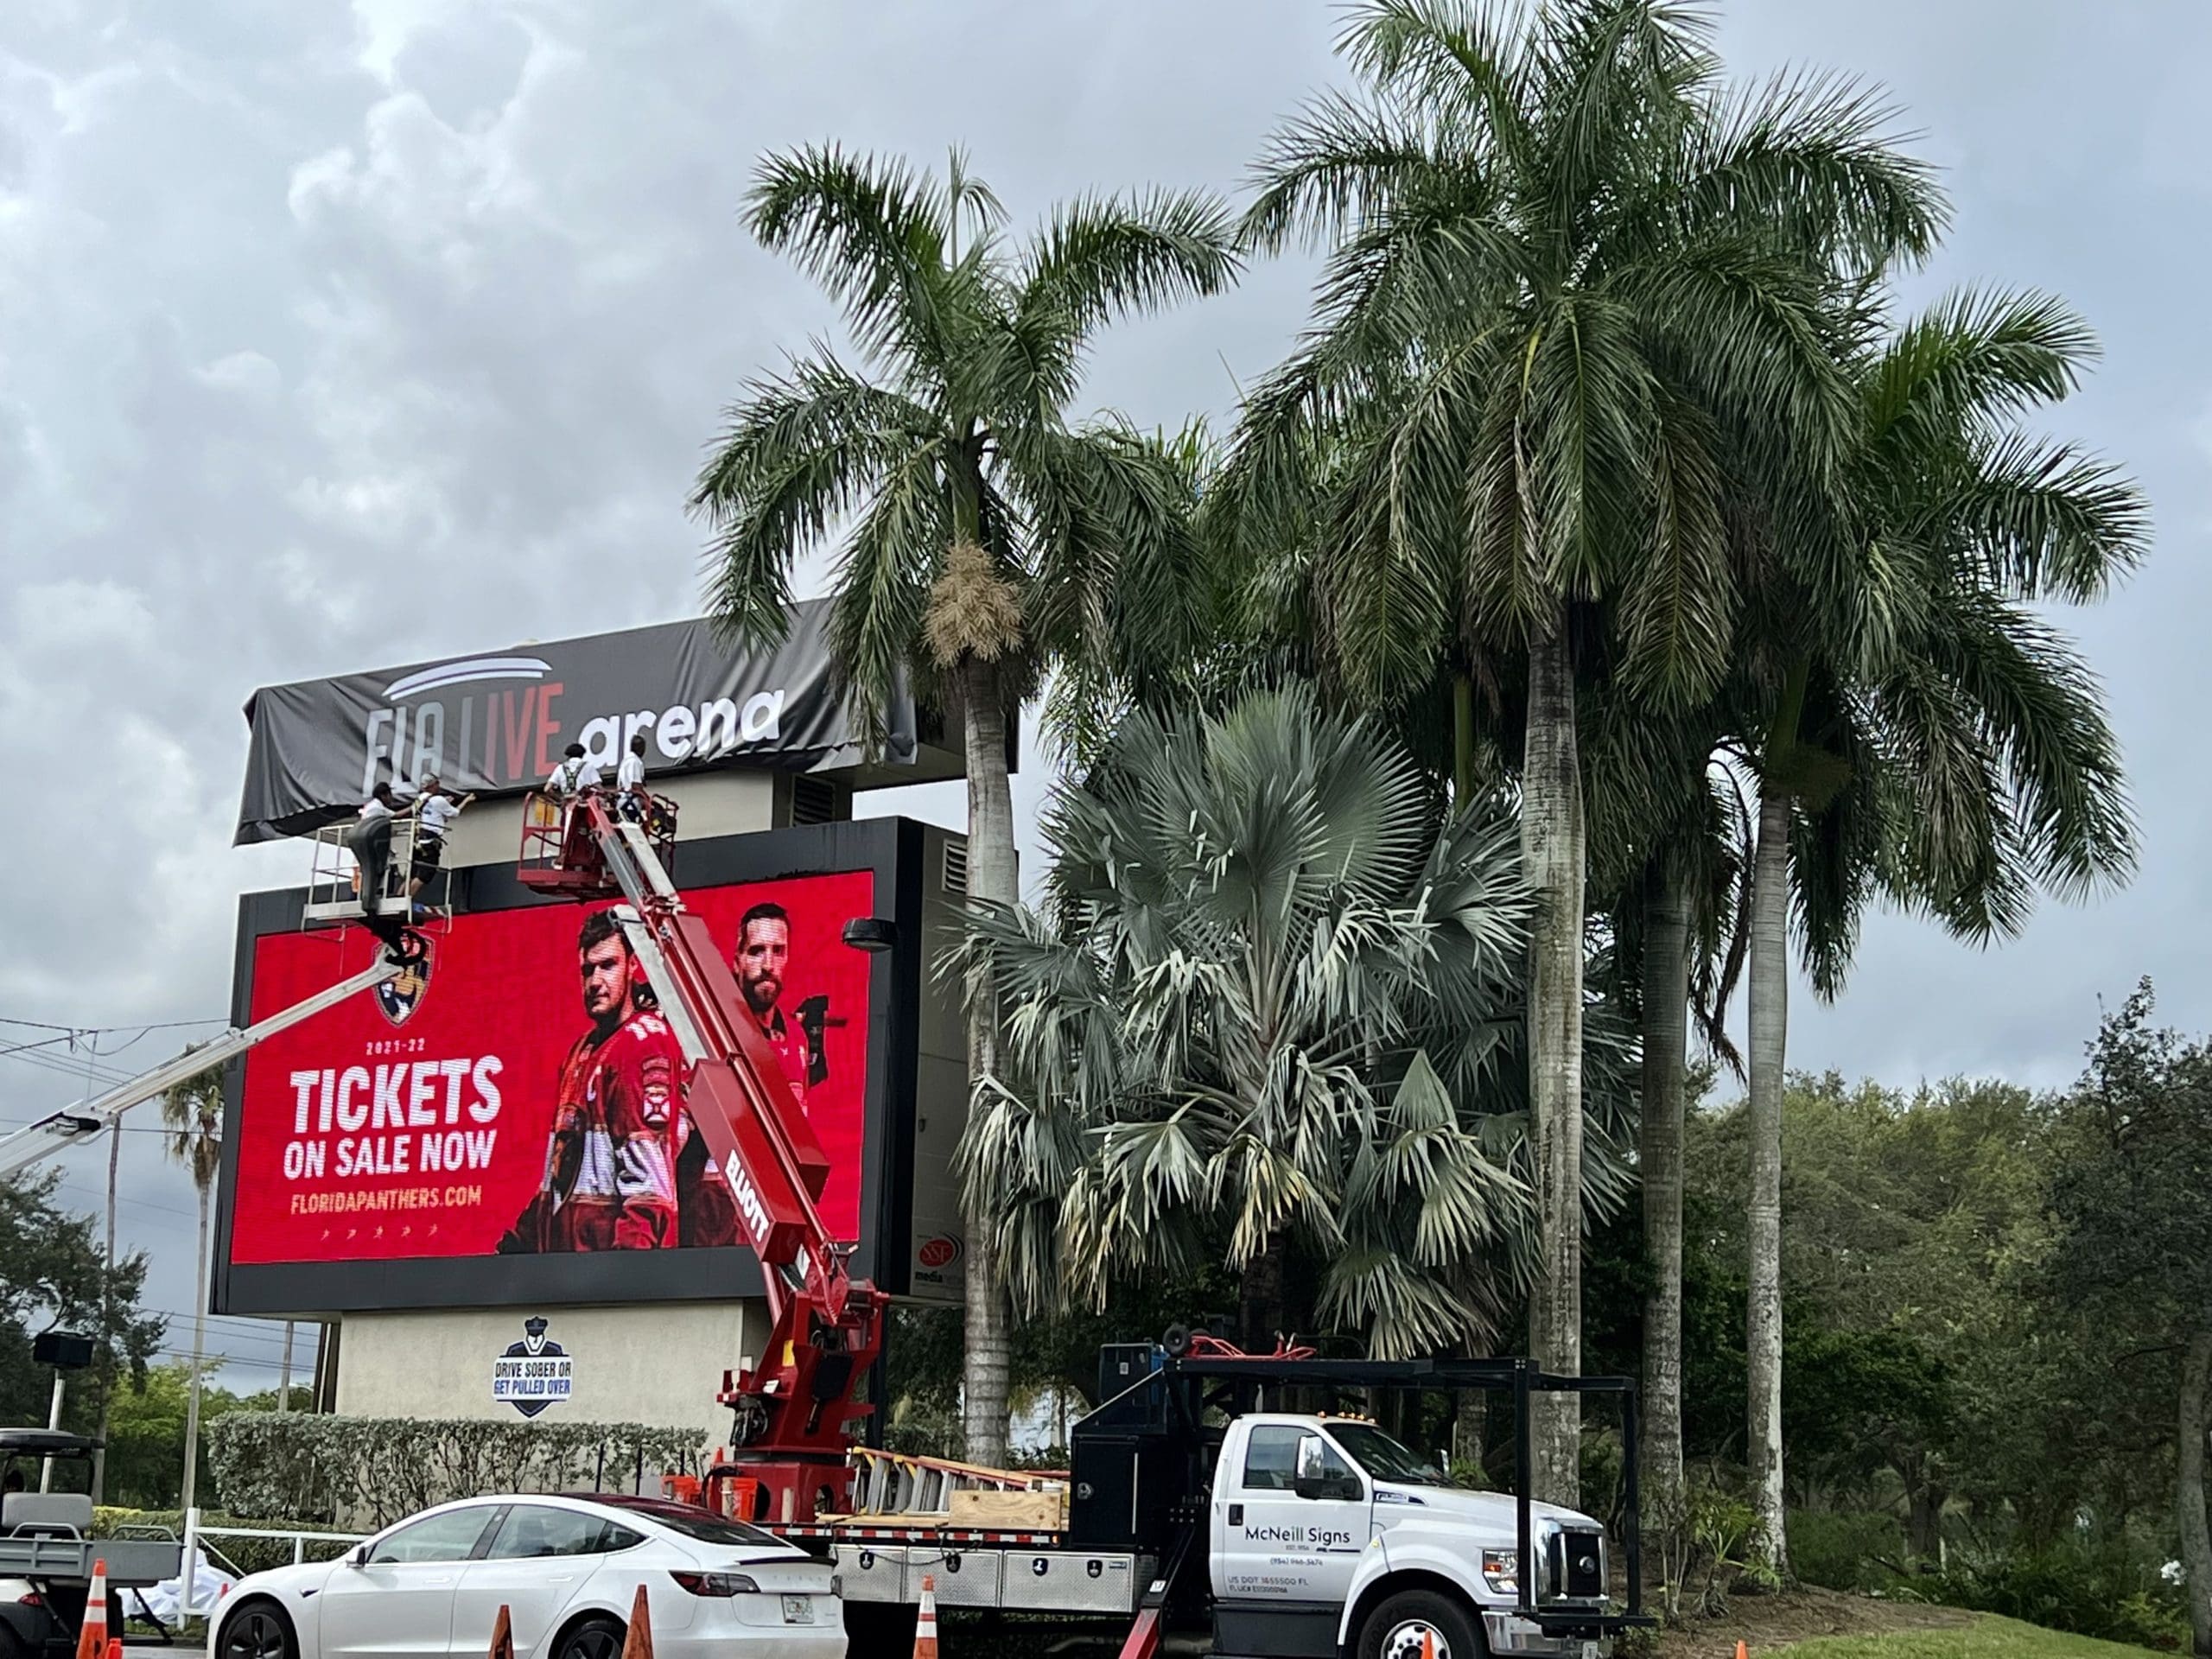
[1638,868,1690,1532]
[1746,781,1791,1576]
[1522,613,1585,1505]
[959,651,1015,1468]
[1452,671,1478,805]
[181,1184,211,1515]
[2178,1331,2212,1659]
[1238,1232,1290,1353]
[279,1322,296,1412]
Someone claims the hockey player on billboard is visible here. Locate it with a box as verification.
[732,902,839,1114]
[498,910,740,1251]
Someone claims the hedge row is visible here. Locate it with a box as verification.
[204,1415,707,1530]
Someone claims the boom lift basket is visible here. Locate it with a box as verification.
[518,788,678,897]
[302,814,446,928]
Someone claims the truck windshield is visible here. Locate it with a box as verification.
[1327,1422,1450,1486]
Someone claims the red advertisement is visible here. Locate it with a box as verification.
[230,870,874,1266]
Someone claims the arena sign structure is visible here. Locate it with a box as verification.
[232,598,926,843]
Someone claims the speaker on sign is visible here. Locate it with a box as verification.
[33,1332,95,1370]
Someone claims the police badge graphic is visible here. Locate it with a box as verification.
[375,937,434,1027]
[493,1317,573,1417]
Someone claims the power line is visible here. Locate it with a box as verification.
[54,1181,203,1224]
[2,1046,143,1091]
[0,1016,226,1035]
[155,1349,301,1373]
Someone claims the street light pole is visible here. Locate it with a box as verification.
[38,1371,65,1492]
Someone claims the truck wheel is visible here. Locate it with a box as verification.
[217,1599,298,1659]
[1357,1587,1484,1659]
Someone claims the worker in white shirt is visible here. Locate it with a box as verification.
[404,776,475,917]
[615,733,649,820]
[346,782,420,960]
[545,741,601,797]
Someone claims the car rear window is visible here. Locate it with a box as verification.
[589,1498,783,1549]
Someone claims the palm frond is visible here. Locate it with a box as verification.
[745,144,960,377]
[690,355,939,647]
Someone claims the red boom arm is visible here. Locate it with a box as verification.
[518,789,886,1522]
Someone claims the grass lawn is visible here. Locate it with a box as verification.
[1780,1613,2167,1656]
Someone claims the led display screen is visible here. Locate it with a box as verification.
[230,871,874,1269]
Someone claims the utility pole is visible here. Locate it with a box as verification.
[89,1034,117,1504]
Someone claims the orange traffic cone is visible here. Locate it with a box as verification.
[1737,1643,1750,1659]
[1421,1630,1438,1658]
[73,1560,108,1659]
[620,1583,654,1659]
[912,1573,939,1659]
[486,1605,515,1659]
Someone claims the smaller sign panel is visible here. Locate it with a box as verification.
[493,1317,573,1418]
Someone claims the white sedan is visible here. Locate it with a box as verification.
[206,1494,844,1659]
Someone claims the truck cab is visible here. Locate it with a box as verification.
[1208,1413,1608,1659]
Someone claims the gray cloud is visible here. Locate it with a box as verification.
[0,0,2200,1373]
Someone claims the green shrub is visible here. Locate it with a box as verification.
[1906,1538,2188,1651]
[1786,1508,1909,1592]
[204,1416,706,1530]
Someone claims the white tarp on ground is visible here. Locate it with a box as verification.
[136,1552,236,1624]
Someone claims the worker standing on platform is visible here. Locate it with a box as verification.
[546,741,601,797]
[615,732,649,821]
[404,776,474,918]
[349,782,398,906]
[346,782,421,960]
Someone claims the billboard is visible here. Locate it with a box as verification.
[232,602,934,844]
[213,819,952,1315]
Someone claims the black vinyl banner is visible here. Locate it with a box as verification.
[235,602,914,843]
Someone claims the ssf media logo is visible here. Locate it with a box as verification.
[916,1234,963,1272]
[375,939,435,1027]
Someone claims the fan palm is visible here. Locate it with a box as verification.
[1729,285,2146,1569]
[958,686,1602,1358]
[1224,0,1941,1497]
[690,147,1237,1461]
[161,1051,224,1517]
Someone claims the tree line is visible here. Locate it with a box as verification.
[693,0,2150,1598]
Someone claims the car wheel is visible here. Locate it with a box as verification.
[1356,1587,1485,1659]
[219,1599,299,1659]
[550,1613,625,1659]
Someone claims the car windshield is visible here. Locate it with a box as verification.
[1327,1421,1451,1487]
[590,1498,785,1550]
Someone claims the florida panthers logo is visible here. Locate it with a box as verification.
[376,939,435,1026]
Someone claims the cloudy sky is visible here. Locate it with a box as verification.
[3,0,2206,1386]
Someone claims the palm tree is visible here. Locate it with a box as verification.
[691,147,1236,1462]
[960,686,1586,1358]
[1731,285,2146,1570]
[1225,0,1940,1498]
[1583,708,1749,1542]
[162,1052,225,1516]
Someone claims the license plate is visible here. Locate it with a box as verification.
[781,1595,814,1624]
